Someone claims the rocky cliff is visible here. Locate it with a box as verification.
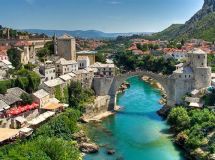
[188,0,215,23]
[151,0,215,41]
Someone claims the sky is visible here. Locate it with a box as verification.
[0,0,204,33]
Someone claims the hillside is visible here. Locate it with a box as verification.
[151,0,215,41]
[24,29,150,39]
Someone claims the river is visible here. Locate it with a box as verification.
[84,76,185,160]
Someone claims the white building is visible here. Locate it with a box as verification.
[77,56,90,69]
[39,61,56,81]
[33,89,50,108]
[40,78,65,96]
[90,62,115,77]
[55,58,78,76]
[171,51,187,61]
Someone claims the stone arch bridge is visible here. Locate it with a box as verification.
[93,71,177,110]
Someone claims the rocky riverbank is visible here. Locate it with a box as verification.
[118,81,130,93]
[142,76,164,91]
[73,130,99,154]
[80,95,112,122]
[141,75,170,118]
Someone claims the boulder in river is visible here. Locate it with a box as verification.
[80,143,99,153]
[106,149,115,155]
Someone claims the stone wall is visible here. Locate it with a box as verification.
[82,95,111,119]
[194,67,211,89]
[93,77,115,96]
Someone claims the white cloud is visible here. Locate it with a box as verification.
[109,1,121,5]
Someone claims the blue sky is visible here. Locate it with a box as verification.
[1,0,203,32]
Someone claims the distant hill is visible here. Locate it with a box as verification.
[23,29,151,39]
[150,0,215,41]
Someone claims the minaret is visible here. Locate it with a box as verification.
[7,28,10,39]
[53,33,58,55]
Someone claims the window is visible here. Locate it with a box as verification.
[198,56,200,59]
[185,75,187,78]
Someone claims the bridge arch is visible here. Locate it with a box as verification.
[109,71,176,109]
[92,71,177,111]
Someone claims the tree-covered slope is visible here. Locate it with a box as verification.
[150,0,215,41]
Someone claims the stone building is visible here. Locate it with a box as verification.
[16,47,30,65]
[40,78,66,96]
[77,56,90,69]
[77,50,96,65]
[56,34,76,61]
[55,58,78,77]
[90,62,116,77]
[72,68,94,88]
[39,61,56,81]
[33,89,50,108]
[172,48,211,104]
[0,49,8,61]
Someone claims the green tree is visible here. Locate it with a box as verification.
[7,48,22,69]
[0,85,7,94]
[37,48,49,62]
[95,52,106,63]
[167,106,190,132]
[68,81,83,108]
[68,81,94,111]
[20,93,33,105]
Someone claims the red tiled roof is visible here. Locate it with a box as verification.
[0,49,7,56]
[14,41,32,47]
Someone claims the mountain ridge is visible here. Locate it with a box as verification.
[23,29,151,39]
[151,0,215,41]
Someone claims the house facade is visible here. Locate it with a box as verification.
[55,58,78,76]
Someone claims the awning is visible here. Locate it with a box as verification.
[63,104,69,108]
[43,103,63,110]
[19,127,33,133]
[6,103,39,116]
[28,111,55,126]
[48,98,60,104]
[189,102,203,108]
[0,128,20,143]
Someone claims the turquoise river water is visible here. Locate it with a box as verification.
[84,76,185,160]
